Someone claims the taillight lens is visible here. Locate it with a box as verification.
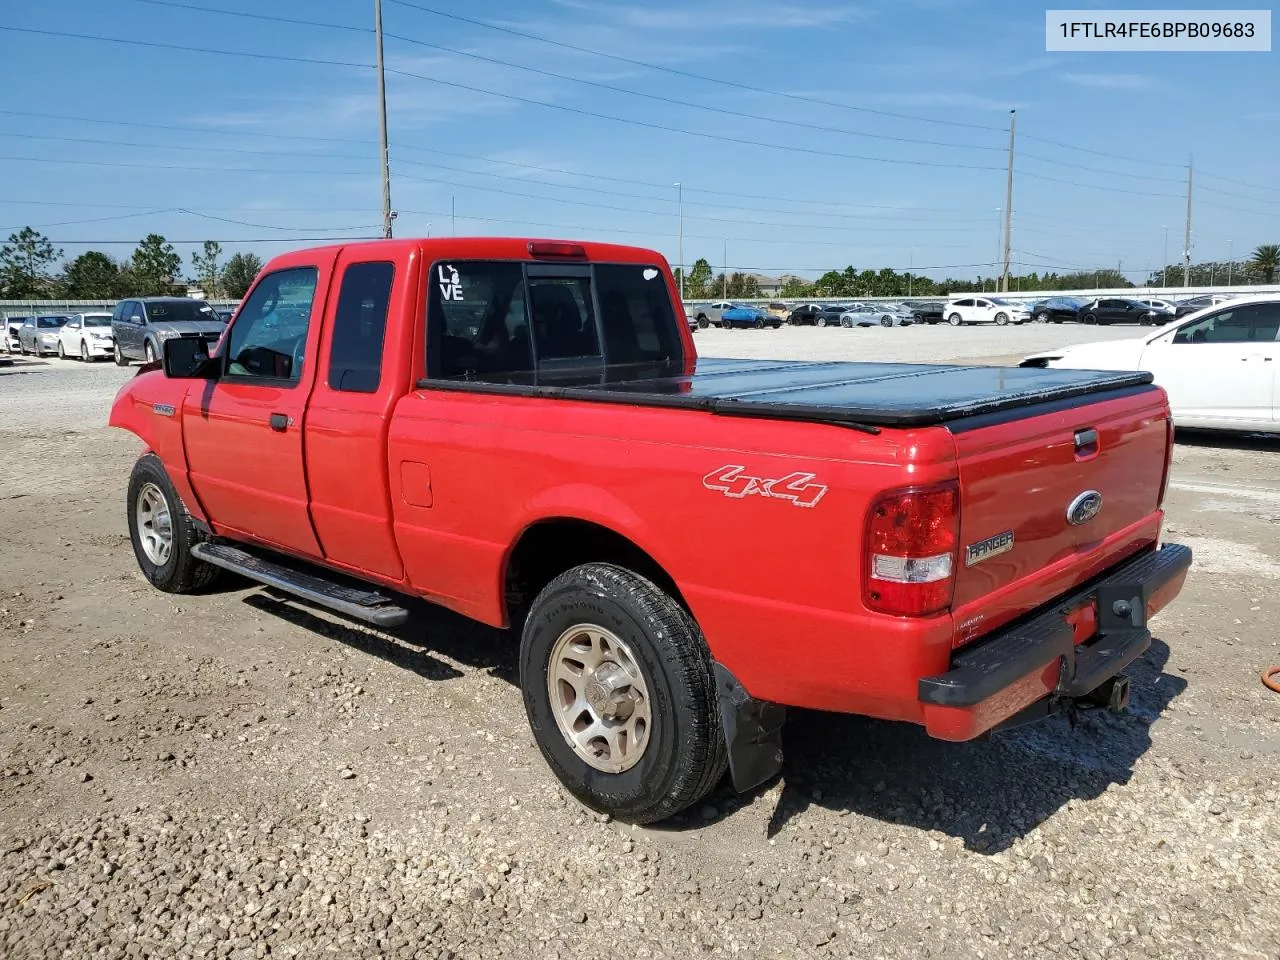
[864,482,960,617]
[1157,417,1174,507]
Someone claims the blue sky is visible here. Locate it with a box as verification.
[1,0,1277,284]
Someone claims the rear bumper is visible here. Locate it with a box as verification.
[918,543,1192,741]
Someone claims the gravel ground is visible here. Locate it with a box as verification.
[2,326,1278,959]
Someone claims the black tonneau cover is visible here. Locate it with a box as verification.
[421,358,1155,430]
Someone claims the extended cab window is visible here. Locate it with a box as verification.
[225,267,318,383]
[429,261,533,380]
[329,261,394,393]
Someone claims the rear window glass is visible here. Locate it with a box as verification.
[594,263,681,367]
[148,301,217,323]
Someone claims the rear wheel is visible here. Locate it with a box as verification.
[841,317,853,328]
[948,313,962,326]
[520,563,726,824]
[817,316,828,328]
[754,317,764,329]
[126,454,220,594]
[1083,313,1098,325]
[697,315,709,329]
[1034,312,1048,323]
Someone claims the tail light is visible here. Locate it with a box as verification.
[1157,416,1174,507]
[864,482,960,617]
[528,241,586,259]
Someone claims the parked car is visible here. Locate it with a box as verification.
[3,316,28,353]
[56,312,115,361]
[786,303,827,325]
[215,308,236,323]
[17,315,71,356]
[1136,298,1177,314]
[1076,298,1170,326]
[1022,294,1280,434]
[110,236,1190,824]
[1030,297,1086,324]
[720,305,781,329]
[814,304,852,328]
[690,301,734,329]
[838,305,883,327]
[877,303,916,327]
[111,297,225,366]
[685,308,698,333]
[944,297,1031,326]
[764,301,790,321]
[1174,294,1236,318]
[903,301,945,324]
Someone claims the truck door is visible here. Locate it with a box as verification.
[182,252,338,558]
[302,250,415,581]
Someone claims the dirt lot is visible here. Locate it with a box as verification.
[2,325,1278,960]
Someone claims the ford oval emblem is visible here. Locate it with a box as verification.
[1067,490,1103,526]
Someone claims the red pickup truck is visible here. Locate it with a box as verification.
[109,238,1191,823]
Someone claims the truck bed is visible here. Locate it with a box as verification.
[421,358,1155,430]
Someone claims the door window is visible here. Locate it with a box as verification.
[1172,305,1279,345]
[224,267,319,383]
[328,261,394,393]
[427,261,532,380]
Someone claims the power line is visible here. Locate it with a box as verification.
[130,0,1004,154]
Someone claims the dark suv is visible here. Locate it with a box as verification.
[111,297,225,366]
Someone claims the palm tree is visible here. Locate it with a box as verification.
[1250,244,1280,284]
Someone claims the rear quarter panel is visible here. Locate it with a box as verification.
[387,391,960,720]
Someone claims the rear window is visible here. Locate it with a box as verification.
[148,301,217,323]
[426,260,683,382]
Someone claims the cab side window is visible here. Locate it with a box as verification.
[328,262,394,393]
[225,267,319,383]
[1172,305,1279,345]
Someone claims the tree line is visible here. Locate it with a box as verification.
[0,227,264,301]
[675,244,1280,300]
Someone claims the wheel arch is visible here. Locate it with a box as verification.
[503,517,688,631]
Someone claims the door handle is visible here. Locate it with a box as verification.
[269,413,289,432]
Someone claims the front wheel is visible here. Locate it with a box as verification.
[114,343,129,366]
[994,313,1009,326]
[841,317,853,328]
[880,317,893,328]
[817,316,828,328]
[1083,313,1098,325]
[144,340,157,364]
[948,313,962,326]
[520,563,726,824]
[58,341,66,359]
[81,340,91,362]
[697,316,709,329]
[126,454,220,594]
[754,318,764,329]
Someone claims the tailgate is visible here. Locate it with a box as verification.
[948,386,1171,646]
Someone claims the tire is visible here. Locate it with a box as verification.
[880,317,893,328]
[144,340,157,364]
[1034,312,1048,323]
[58,341,66,359]
[80,340,91,362]
[994,312,1009,326]
[754,318,764,329]
[1083,313,1098,325]
[817,317,828,328]
[697,316,709,329]
[126,453,220,594]
[841,317,853,328]
[519,563,727,824]
[913,313,924,324]
[19,340,28,356]
[114,343,128,366]
[948,313,963,326]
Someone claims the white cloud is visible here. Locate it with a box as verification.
[1062,73,1156,91]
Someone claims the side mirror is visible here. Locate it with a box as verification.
[162,336,218,379]
[131,315,143,324]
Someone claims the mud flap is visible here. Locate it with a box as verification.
[712,662,786,793]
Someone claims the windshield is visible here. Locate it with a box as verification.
[37,316,69,328]
[83,316,112,327]
[147,301,217,323]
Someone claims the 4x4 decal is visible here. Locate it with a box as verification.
[702,465,828,508]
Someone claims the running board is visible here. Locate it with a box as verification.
[190,542,411,628]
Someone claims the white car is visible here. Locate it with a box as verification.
[1136,298,1177,314]
[1021,294,1280,433]
[57,312,116,361]
[944,297,1031,326]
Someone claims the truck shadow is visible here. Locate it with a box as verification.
[237,585,1185,854]
[734,638,1185,853]
[1175,428,1280,451]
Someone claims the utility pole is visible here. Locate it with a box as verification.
[722,239,728,298]
[374,0,393,238]
[1161,225,1169,288]
[993,207,1002,292]
[1001,109,1015,292]
[674,182,684,303]
[1182,156,1193,287]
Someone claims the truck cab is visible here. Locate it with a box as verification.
[110,236,1190,825]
